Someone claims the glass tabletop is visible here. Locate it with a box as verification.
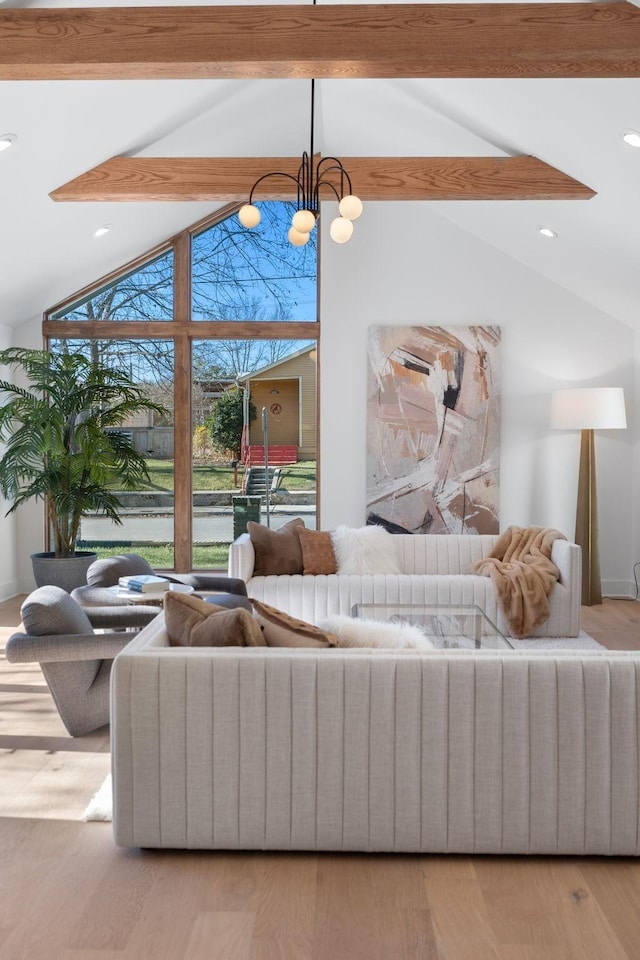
[351,603,513,650]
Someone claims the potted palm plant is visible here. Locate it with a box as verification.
[0,347,167,590]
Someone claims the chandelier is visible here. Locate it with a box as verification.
[238,79,363,246]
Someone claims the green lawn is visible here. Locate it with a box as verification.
[83,542,231,571]
[276,461,316,491]
[90,458,316,572]
[140,459,316,492]
[141,460,237,492]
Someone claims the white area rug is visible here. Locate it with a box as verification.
[82,632,605,824]
[83,773,112,822]
[511,630,604,650]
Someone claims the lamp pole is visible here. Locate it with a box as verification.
[575,428,601,605]
[550,386,627,606]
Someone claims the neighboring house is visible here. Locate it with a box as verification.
[196,379,237,420]
[106,406,169,457]
[238,345,317,461]
[109,380,236,459]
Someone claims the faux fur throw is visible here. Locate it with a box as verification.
[319,614,434,650]
[472,525,566,639]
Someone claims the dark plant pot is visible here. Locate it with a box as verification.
[31,551,98,592]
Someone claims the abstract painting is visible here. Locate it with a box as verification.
[366,325,501,535]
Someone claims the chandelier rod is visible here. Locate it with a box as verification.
[310,79,315,169]
[307,0,316,204]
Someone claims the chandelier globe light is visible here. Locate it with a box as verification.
[292,208,317,233]
[238,204,261,229]
[329,216,354,244]
[339,195,364,220]
[288,226,310,247]
[238,79,363,246]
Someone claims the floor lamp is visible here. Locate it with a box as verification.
[550,387,627,605]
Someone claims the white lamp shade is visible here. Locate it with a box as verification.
[550,387,627,430]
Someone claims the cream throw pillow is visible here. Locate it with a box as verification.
[331,525,402,575]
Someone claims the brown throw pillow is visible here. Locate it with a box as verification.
[252,599,337,649]
[165,591,266,647]
[297,527,337,575]
[247,518,305,576]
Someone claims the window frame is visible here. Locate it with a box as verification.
[42,203,320,571]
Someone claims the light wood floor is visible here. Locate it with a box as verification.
[1,596,639,960]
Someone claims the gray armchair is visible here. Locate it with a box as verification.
[71,553,250,629]
[5,586,133,736]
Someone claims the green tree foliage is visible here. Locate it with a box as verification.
[0,348,167,557]
[207,390,256,460]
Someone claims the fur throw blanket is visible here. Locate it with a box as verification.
[472,525,566,638]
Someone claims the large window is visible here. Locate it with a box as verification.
[44,203,318,572]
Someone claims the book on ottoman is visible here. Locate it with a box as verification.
[118,574,170,594]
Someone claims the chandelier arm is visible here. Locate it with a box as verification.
[248,171,306,205]
[316,157,354,197]
[313,178,342,206]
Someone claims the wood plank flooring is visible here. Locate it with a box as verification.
[0,596,639,960]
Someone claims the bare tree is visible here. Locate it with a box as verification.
[193,335,312,382]
[192,203,316,322]
[49,201,317,423]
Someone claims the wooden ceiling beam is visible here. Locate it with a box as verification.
[49,155,595,203]
[2,3,640,81]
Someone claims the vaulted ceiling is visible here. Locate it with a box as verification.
[1,0,640,328]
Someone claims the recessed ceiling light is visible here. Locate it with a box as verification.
[0,133,17,153]
[621,129,640,148]
[93,224,112,239]
[538,226,557,239]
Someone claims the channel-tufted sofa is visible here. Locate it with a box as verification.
[111,614,640,854]
[228,532,581,638]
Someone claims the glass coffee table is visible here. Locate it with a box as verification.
[352,603,513,650]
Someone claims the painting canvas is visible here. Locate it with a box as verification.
[367,325,501,535]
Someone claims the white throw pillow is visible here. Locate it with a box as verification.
[331,525,402,575]
[319,615,434,650]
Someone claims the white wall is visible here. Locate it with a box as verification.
[320,202,635,597]
[632,335,640,598]
[0,322,19,600]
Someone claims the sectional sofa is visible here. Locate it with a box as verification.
[111,614,640,854]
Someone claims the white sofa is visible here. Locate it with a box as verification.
[111,615,640,854]
[228,532,581,638]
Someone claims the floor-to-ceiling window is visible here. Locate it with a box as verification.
[44,202,318,572]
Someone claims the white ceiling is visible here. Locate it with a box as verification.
[1,1,639,329]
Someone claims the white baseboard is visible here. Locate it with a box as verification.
[0,580,19,603]
[602,579,639,600]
